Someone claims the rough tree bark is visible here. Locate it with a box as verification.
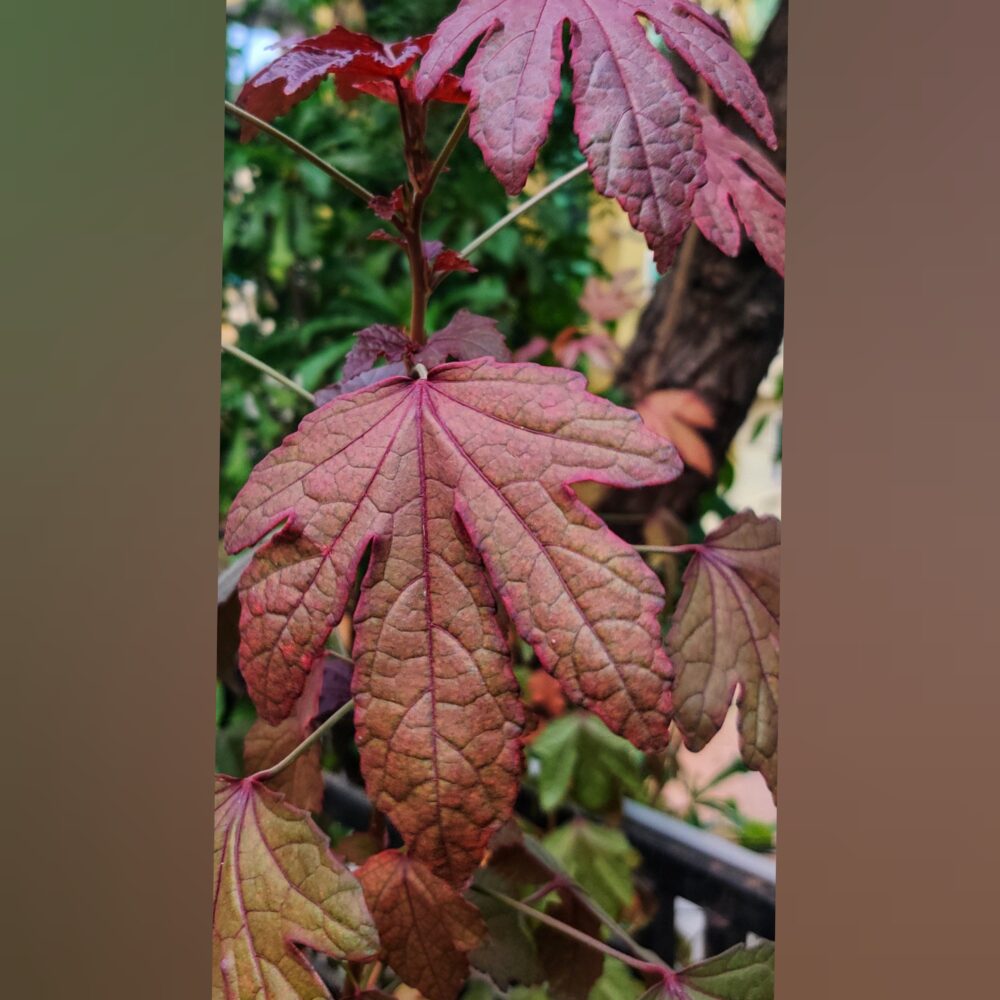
[605,1,788,532]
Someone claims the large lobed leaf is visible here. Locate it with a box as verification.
[358,849,486,1000]
[213,776,378,999]
[225,358,680,884]
[415,0,775,270]
[666,511,780,797]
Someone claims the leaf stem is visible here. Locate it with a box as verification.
[458,161,590,260]
[472,884,674,984]
[425,105,471,194]
[224,100,375,204]
[632,543,698,555]
[518,835,661,965]
[251,698,355,783]
[222,342,316,405]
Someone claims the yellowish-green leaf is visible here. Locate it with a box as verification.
[213,776,378,999]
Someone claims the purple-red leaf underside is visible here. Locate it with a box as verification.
[225,359,679,884]
[415,0,774,270]
[693,113,786,275]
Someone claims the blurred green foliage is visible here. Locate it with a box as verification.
[221,0,599,517]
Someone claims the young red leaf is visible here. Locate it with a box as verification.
[317,313,509,405]
[315,362,409,404]
[425,242,478,275]
[368,234,477,274]
[225,359,680,883]
[358,850,486,1000]
[213,776,378,999]
[235,28,429,140]
[693,114,786,276]
[353,74,470,106]
[369,186,405,221]
[342,324,411,381]
[243,653,326,812]
[417,310,511,367]
[415,0,773,269]
[666,511,779,797]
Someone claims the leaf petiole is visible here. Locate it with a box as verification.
[425,105,471,194]
[221,342,316,405]
[457,161,590,262]
[472,883,677,987]
[224,100,375,204]
[250,698,355,783]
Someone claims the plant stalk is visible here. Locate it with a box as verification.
[517,834,662,965]
[473,884,675,984]
[251,698,355,783]
[222,342,316,405]
[632,543,698,555]
[458,161,589,260]
[426,105,471,194]
[224,101,375,204]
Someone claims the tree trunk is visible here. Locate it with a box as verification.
[605,1,788,533]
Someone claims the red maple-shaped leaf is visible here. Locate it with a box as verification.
[415,0,774,270]
[666,511,780,797]
[358,850,486,1000]
[225,359,680,884]
[236,28,429,140]
[213,776,378,998]
[693,114,786,276]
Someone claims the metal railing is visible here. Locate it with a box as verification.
[321,773,775,965]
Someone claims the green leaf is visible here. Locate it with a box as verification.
[294,339,353,391]
[588,957,644,1000]
[541,820,640,919]
[530,714,645,814]
[678,942,775,1000]
[532,716,580,812]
